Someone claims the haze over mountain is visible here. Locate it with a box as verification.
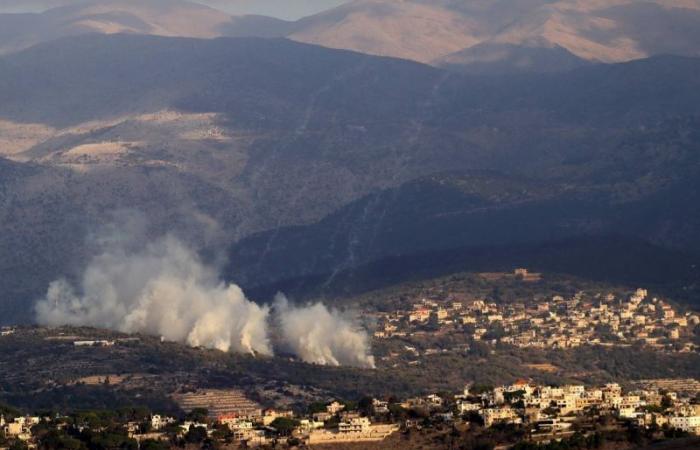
[202,0,350,20]
[1,32,699,324]
[2,0,700,73]
[0,0,349,20]
[288,0,700,66]
[0,0,238,54]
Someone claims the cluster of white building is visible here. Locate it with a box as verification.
[214,409,294,443]
[3,378,699,449]
[209,401,397,447]
[304,402,398,445]
[449,380,700,434]
[0,416,40,442]
[374,287,698,353]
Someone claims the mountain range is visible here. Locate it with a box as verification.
[1,30,700,323]
[1,0,700,324]
[2,0,700,72]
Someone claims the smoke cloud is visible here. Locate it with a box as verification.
[274,294,376,369]
[36,235,272,355]
[35,218,374,368]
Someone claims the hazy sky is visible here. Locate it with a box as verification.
[0,0,351,19]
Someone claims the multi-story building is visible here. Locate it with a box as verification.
[669,416,700,435]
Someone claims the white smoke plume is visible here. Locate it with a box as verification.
[35,217,375,368]
[273,294,376,369]
[36,235,272,355]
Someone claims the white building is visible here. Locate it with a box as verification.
[179,421,209,436]
[372,399,390,415]
[669,416,700,435]
[537,419,572,432]
[2,417,37,441]
[339,417,371,433]
[457,402,481,414]
[482,407,521,427]
[150,415,175,430]
[327,401,345,414]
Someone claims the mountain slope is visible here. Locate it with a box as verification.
[3,35,700,128]
[3,0,700,74]
[202,0,350,20]
[1,35,700,324]
[436,43,591,75]
[229,158,700,291]
[0,0,233,54]
[0,35,445,323]
[288,0,482,64]
[287,0,700,69]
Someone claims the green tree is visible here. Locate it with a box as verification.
[185,426,208,444]
[9,441,29,450]
[186,408,209,423]
[39,430,85,450]
[88,432,137,450]
[306,402,327,415]
[270,417,300,436]
[388,404,408,421]
[358,396,374,416]
[661,395,673,410]
[140,439,169,450]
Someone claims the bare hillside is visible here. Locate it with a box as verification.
[289,0,700,67]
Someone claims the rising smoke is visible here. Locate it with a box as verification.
[36,235,272,355]
[34,216,375,368]
[274,295,376,368]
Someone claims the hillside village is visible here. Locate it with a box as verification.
[2,271,700,449]
[2,378,700,449]
[371,274,699,363]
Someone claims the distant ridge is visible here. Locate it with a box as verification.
[286,0,700,69]
[2,0,700,74]
[436,43,591,75]
[0,0,232,54]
